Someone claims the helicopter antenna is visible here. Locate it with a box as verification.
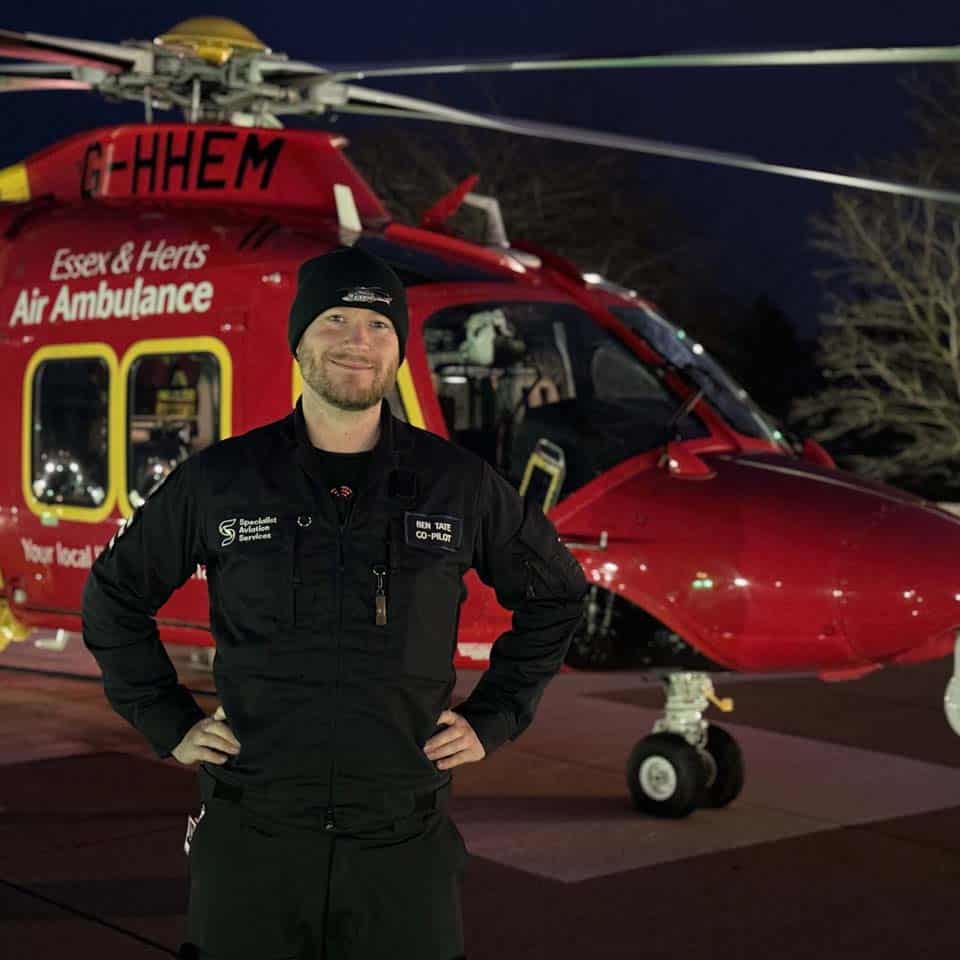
[462,192,509,246]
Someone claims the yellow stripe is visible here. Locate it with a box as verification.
[292,359,303,407]
[0,163,30,202]
[396,360,425,428]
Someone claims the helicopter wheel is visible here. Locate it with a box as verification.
[626,733,706,819]
[696,725,745,809]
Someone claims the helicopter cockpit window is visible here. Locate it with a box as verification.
[30,357,109,509]
[610,305,786,446]
[127,352,221,507]
[424,301,708,500]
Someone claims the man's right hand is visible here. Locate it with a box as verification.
[171,705,242,766]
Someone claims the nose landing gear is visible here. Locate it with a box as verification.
[626,672,744,818]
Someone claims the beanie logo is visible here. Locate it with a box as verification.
[339,286,392,306]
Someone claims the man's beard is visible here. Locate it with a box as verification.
[297,344,398,411]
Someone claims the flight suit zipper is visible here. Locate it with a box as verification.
[373,565,387,625]
[523,559,540,600]
[325,498,355,833]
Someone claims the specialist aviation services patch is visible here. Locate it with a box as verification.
[404,512,463,552]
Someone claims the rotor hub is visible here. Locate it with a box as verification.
[154,17,269,66]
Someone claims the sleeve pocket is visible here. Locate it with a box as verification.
[516,502,574,600]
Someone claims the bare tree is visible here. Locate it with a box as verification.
[793,153,960,486]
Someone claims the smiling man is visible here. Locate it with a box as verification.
[82,244,588,960]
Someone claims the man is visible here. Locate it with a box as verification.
[82,245,589,960]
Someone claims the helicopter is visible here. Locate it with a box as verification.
[4,16,960,819]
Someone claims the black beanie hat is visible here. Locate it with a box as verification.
[288,246,408,362]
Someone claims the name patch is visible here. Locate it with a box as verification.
[404,512,463,552]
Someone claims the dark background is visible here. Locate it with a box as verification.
[2,1,956,362]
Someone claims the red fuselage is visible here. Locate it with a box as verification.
[0,123,956,676]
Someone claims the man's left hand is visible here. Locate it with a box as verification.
[423,710,486,770]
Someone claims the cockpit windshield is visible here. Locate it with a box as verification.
[424,300,709,501]
[610,304,787,447]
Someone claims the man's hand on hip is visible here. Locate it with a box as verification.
[171,704,242,766]
[423,710,486,770]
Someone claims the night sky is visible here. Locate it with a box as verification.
[3,0,959,340]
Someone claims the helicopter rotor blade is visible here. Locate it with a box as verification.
[0,75,91,93]
[332,82,960,206]
[0,60,75,76]
[255,58,329,78]
[327,43,960,82]
[0,28,145,73]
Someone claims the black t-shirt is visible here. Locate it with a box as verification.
[303,447,375,524]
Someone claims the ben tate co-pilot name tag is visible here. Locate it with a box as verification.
[404,512,463,552]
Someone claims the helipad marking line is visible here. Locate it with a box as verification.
[452,673,960,883]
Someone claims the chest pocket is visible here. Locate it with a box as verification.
[210,511,295,642]
[384,515,466,682]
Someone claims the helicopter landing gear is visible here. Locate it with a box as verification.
[626,672,744,818]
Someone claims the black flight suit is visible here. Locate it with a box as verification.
[82,396,589,960]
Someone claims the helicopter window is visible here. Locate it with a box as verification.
[424,300,708,500]
[127,352,221,507]
[30,357,109,509]
[610,305,785,445]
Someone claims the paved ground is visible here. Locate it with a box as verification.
[2,630,960,958]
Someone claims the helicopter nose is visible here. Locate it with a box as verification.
[839,501,960,662]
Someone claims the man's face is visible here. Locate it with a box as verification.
[296,306,400,411]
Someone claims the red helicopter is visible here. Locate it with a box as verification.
[3,17,960,819]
